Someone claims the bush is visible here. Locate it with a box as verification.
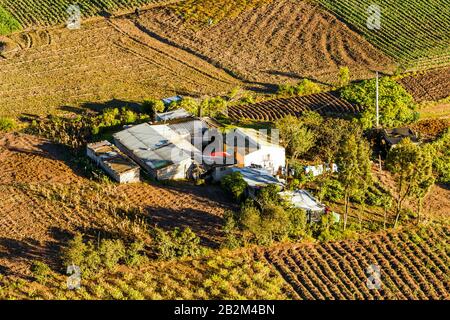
[317,178,344,202]
[62,233,86,268]
[278,79,322,96]
[338,66,350,87]
[98,239,126,271]
[124,241,148,267]
[0,117,16,132]
[152,227,204,260]
[141,99,165,116]
[31,261,52,284]
[221,172,248,202]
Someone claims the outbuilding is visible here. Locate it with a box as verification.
[86,141,140,183]
[113,123,201,181]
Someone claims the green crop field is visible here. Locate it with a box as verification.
[317,0,450,70]
[0,0,169,33]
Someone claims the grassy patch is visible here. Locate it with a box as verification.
[0,5,20,35]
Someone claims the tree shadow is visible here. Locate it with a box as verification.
[58,99,142,115]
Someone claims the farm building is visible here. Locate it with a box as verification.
[167,117,210,146]
[214,167,284,197]
[226,128,285,175]
[156,108,191,122]
[86,141,140,183]
[161,95,183,106]
[113,123,201,181]
[279,190,328,223]
[382,127,419,149]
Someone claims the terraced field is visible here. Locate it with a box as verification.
[0,16,238,117]
[0,0,171,32]
[228,92,360,121]
[399,67,450,103]
[318,0,450,70]
[1,224,448,299]
[140,0,394,85]
[264,225,450,299]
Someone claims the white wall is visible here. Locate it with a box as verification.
[243,146,285,175]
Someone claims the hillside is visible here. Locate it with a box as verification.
[0,224,448,299]
[318,0,450,70]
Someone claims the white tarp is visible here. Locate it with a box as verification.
[279,190,325,212]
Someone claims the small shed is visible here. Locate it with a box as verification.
[279,190,326,222]
[382,127,419,149]
[87,141,140,183]
[156,108,191,122]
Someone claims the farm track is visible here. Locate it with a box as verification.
[263,226,450,300]
[228,92,360,121]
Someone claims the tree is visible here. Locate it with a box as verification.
[340,77,418,128]
[338,66,350,87]
[275,115,316,175]
[386,139,434,227]
[336,134,372,230]
[141,98,165,117]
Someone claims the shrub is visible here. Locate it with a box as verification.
[141,98,165,116]
[124,241,148,267]
[286,208,308,239]
[338,66,350,87]
[30,261,52,285]
[317,178,344,202]
[0,117,16,132]
[152,227,204,260]
[278,79,322,96]
[221,172,248,202]
[62,233,86,268]
[98,239,126,271]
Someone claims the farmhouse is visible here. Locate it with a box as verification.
[86,141,140,183]
[113,123,201,181]
[226,128,285,175]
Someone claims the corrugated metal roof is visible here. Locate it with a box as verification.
[156,108,190,121]
[229,167,283,188]
[87,141,139,174]
[279,190,325,212]
[161,96,183,105]
[113,123,200,170]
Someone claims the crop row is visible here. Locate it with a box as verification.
[264,226,449,299]
[228,92,360,121]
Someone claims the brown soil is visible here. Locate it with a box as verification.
[138,0,394,86]
[0,18,239,117]
[0,133,233,276]
[399,67,450,102]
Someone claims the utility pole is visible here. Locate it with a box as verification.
[376,71,380,128]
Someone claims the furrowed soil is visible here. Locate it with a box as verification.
[399,67,450,103]
[0,16,239,117]
[138,0,394,86]
[1,224,448,299]
[0,133,232,276]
